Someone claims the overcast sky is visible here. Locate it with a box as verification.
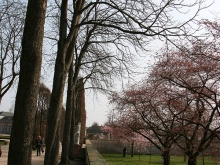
[1,0,220,127]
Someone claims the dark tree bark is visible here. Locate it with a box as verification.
[188,157,196,165]
[162,149,170,165]
[33,109,38,146]
[77,79,86,145]
[51,123,61,165]
[60,62,74,165]
[69,96,76,160]
[7,0,47,165]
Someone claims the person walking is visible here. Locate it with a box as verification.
[35,136,42,156]
[123,147,127,157]
[0,146,2,157]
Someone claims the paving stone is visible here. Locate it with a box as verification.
[0,145,86,165]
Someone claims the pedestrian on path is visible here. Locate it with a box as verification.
[0,146,2,157]
[123,147,127,157]
[35,136,43,156]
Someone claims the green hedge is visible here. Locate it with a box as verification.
[0,134,10,139]
[0,139,10,145]
[0,134,10,145]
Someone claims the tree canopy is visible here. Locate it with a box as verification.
[108,20,220,165]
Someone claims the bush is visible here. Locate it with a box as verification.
[0,139,10,145]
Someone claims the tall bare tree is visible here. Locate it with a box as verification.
[0,0,26,104]
[7,0,48,164]
[60,18,99,163]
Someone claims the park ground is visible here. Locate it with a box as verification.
[0,145,86,165]
[102,154,219,165]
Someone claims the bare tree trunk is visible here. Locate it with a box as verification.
[162,149,170,165]
[44,74,66,165]
[40,107,43,136]
[44,1,85,164]
[69,93,77,160]
[60,62,74,165]
[77,79,86,145]
[33,110,38,146]
[184,153,186,162]
[51,125,61,165]
[188,157,197,165]
[7,0,47,164]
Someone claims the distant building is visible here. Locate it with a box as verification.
[86,125,109,140]
[0,112,13,134]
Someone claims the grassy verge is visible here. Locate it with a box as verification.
[101,154,218,165]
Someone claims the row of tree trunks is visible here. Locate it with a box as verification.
[44,1,85,164]
[60,74,86,164]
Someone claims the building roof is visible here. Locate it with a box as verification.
[0,111,14,117]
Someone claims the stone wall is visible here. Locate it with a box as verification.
[86,140,108,165]
[89,140,160,155]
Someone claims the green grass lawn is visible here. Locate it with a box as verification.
[101,154,218,165]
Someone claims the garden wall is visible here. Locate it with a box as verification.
[89,140,187,156]
[90,140,161,155]
[86,140,108,165]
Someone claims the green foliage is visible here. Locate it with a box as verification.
[0,140,10,145]
[0,134,10,145]
[0,134,10,139]
[101,154,217,165]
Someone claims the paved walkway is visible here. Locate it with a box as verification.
[0,145,86,165]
